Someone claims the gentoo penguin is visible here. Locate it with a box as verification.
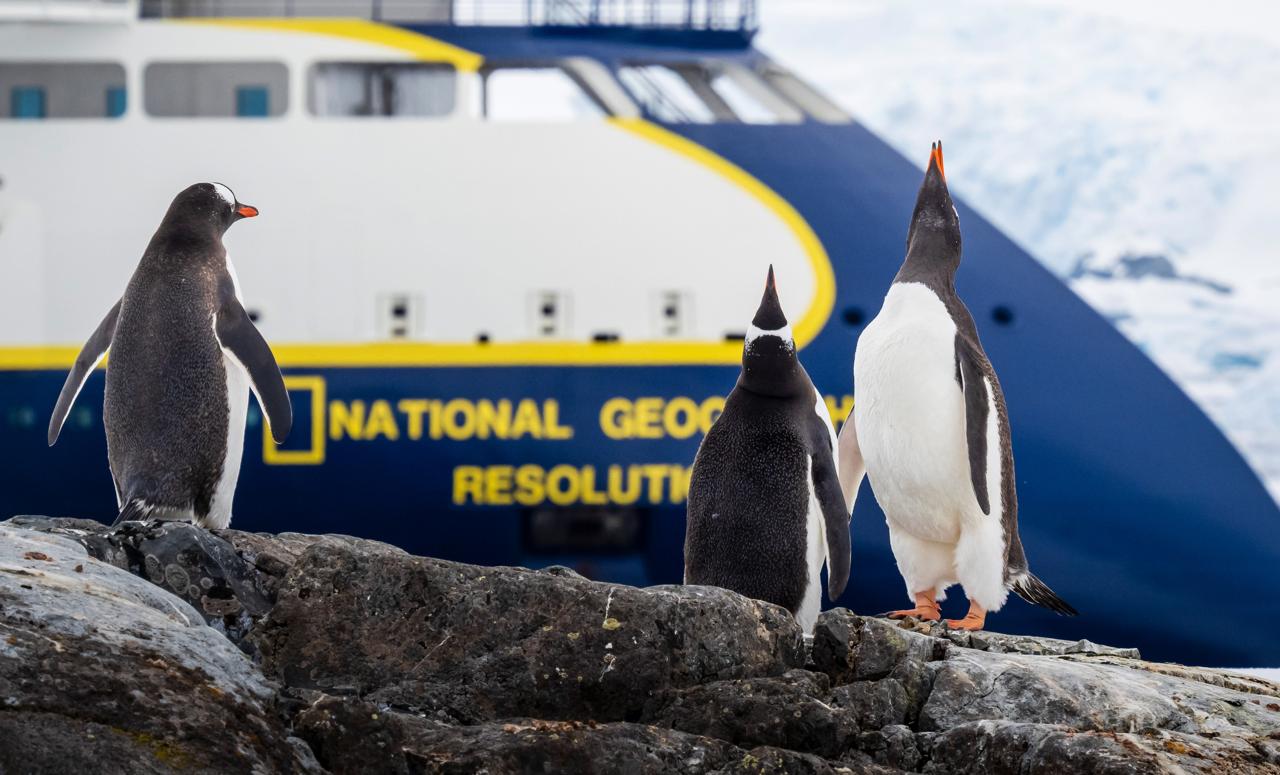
[839,143,1076,630]
[685,267,851,634]
[48,182,292,529]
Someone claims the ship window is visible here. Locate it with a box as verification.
[0,62,126,119]
[618,63,799,124]
[482,66,605,121]
[309,63,456,117]
[617,65,714,124]
[144,62,288,118]
[105,86,126,118]
[758,65,852,124]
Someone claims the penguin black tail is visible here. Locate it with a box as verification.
[112,498,154,527]
[1011,572,1078,616]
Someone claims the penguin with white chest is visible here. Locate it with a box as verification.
[839,143,1076,630]
[685,267,851,634]
[48,182,292,528]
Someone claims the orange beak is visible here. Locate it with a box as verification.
[929,141,946,182]
[237,205,259,218]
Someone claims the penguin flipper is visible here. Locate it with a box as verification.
[955,336,992,515]
[836,413,865,514]
[811,449,851,601]
[215,299,292,444]
[48,299,120,446]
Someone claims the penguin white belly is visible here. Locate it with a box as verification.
[854,283,971,543]
[205,354,249,529]
[796,456,827,634]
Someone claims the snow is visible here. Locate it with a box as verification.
[760,0,1280,501]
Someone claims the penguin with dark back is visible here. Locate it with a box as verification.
[839,143,1076,630]
[48,182,292,529]
[685,267,852,633]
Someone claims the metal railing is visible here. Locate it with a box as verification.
[0,0,136,22]
[137,0,758,31]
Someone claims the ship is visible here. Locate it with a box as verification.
[2,0,1277,665]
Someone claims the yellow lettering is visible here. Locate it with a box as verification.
[329,400,366,440]
[546,464,579,505]
[641,464,668,503]
[484,465,514,505]
[662,397,699,439]
[453,466,483,505]
[511,399,543,439]
[398,399,430,440]
[606,465,641,506]
[634,398,663,439]
[442,399,476,440]
[475,399,512,440]
[700,396,726,430]
[825,395,855,430]
[363,400,400,440]
[600,398,632,439]
[515,464,545,505]
[669,465,692,504]
[579,466,607,505]
[428,399,444,440]
[543,400,573,440]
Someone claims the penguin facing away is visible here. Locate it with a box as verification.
[48,182,292,529]
[685,267,852,634]
[839,143,1076,630]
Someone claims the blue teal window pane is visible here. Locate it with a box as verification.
[235,86,269,117]
[11,87,46,119]
[105,86,126,118]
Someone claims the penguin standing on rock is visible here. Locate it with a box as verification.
[685,267,851,634]
[839,143,1076,630]
[48,182,292,529]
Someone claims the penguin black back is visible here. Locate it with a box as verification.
[685,267,851,632]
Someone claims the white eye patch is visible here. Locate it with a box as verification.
[746,322,794,344]
[211,182,237,207]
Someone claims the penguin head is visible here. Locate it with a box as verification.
[163,182,259,237]
[902,141,962,277]
[738,266,806,397]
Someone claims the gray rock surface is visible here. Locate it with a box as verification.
[5,517,1280,774]
[0,525,312,774]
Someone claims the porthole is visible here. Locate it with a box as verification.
[841,306,865,326]
[992,306,1015,326]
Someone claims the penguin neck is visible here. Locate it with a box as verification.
[145,216,226,266]
[893,234,959,300]
[738,337,807,398]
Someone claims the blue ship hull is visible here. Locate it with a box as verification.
[3,23,1277,667]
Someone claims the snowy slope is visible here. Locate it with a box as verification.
[760,1,1280,500]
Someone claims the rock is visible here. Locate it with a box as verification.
[252,538,805,723]
[6,516,1279,774]
[0,525,313,774]
[812,610,945,685]
[292,696,886,775]
[644,669,857,758]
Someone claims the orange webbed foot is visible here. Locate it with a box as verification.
[944,605,987,631]
[888,606,941,622]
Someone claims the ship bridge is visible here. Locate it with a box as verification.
[136,0,758,32]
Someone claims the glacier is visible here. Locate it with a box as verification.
[761,0,1280,501]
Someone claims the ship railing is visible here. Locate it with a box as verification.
[1,0,137,22]
[137,0,758,31]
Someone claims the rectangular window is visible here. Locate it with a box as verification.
[309,63,456,117]
[1,63,126,120]
[235,85,270,117]
[482,66,604,121]
[105,86,126,118]
[10,86,45,119]
[145,62,288,118]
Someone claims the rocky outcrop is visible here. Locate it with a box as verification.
[4,516,1279,774]
[0,524,315,774]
